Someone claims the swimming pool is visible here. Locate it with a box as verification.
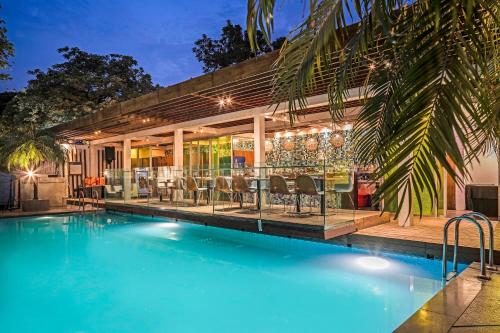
[0,212,459,332]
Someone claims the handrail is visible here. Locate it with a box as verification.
[442,216,487,280]
[461,212,495,269]
[77,189,85,212]
[91,189,100,211]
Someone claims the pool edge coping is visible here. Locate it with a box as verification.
[394,262,499,333]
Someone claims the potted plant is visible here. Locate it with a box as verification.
[0,124,66,212]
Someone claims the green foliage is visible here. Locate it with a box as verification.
[0,123,66,171]
[0,5,14,80]
[247,0,499,217]
[193,20,285,72]
[24,47,156,124]
[0,92,60,132]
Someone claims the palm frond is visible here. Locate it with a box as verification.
[247,0,499,216]
[0,125,67,171]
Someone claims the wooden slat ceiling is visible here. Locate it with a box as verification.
[50,35,381,141]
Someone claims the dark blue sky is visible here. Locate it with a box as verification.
[1,0,304,91]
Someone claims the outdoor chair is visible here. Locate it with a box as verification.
[215,176,233,210]
[104,184,123,199]
[331,172,355,213]
[186,176,208,206]
[269,174,295,213]
[104,185,116,197]
[294,174,324,215]
[169,176,186,204]
[232,175,257,210]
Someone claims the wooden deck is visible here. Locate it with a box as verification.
[64,197,389,240]
[355,216,499,251]
[326,215,500,264]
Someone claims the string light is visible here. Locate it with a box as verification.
[369,63,376,71]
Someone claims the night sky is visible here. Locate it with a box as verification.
[1,0,304,91]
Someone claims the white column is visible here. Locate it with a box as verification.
[253,114,265,167]
[123,139,131,200]
[398,184,413,227]
[443,168,448,217]
[89,144,97,177]
[455,132,466,211]
[398,154,413,227]
[174,129,183,170]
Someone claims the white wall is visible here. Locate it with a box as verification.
[468,151,498,185]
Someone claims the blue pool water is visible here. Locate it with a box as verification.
[0,212,457,332]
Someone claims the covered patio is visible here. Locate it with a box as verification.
[50,43,497,238]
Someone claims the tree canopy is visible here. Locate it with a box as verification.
[21,47,156,125]
[193,20,285,72]
[0,5,14,80]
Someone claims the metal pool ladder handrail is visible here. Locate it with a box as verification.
[442,215,489,280]
[91,189,100,212]
[461,212,496,269]
[77,189,85,213]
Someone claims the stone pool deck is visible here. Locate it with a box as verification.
[0,206,81,218]
[395,262,500,333]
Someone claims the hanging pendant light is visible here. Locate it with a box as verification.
[283,139,295,151]
[330,133,345,148]
[305,137,318,151]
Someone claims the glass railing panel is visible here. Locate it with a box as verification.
[323,164,356,230]
[258,165,325,227]
[103,169,125,204]
[105,163,358,233]
[175,168,212,214]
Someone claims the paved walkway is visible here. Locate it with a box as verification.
[0,206,81,219]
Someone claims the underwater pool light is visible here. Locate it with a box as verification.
[357,256,390,270]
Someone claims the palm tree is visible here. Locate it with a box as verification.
[0,124,66,200]
[247,0,499,217]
